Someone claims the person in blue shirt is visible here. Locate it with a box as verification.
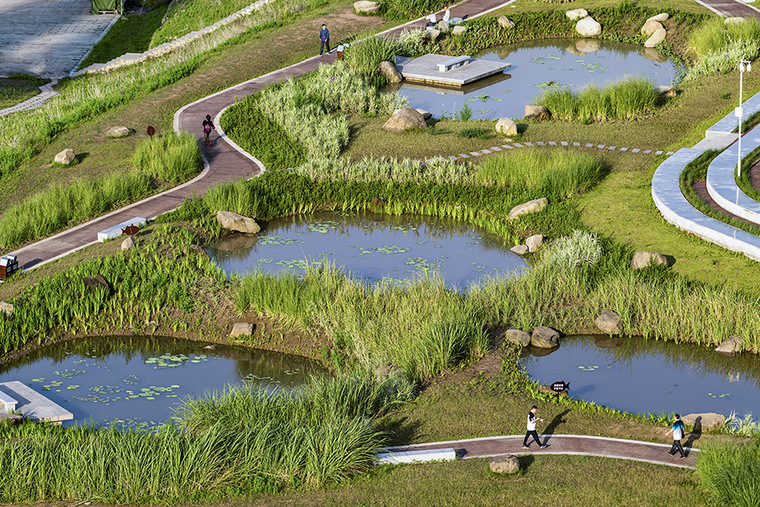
[319,24,330,55]
[666,413,687,458]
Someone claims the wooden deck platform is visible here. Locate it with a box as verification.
[396,54,510,87]
[0,381,73,423]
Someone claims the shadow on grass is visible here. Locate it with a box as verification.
[377,415,423,447]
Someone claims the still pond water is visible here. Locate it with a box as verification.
[521,335,760,417]
[207,211,527,289]
[394,39,678,120]
[0,337,325,426]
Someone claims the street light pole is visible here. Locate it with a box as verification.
[737,59,752,179]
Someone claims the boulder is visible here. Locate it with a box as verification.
[0,301,14,316]
[655,85,676,97]
[353,0,380,13]
[531,326,560,348]
[437,20,450,33]
[379,61,403,84]
[216,211,261,234]
[510,244,528,255]
[183,244,211,259]
[504,329,532,347]
[524,104,550,120]
[526,234,543,252]
[631,250,668,269]
[495,117,518,136]
[383,107,427,132]
[716,335,743,354]
[644,28,666,48]
[595,309,622,335]
[452,25,467,35]
[428,28,441,41]
[416,108,432,120]
[489,455,520,474]
[576,16,601,37]
[725,16,745,25]
[121,236,135,250]
[230,322,254,338]
[575,39,600,53]
[647,13,669,23]
[105,126,131,138]
[682,413,726,431]
[54,149,75,165]
[566,8,588,20]
[641,19,663,36]
[509,198,549,219]
[83,275,110,292]
[497,16,515,28]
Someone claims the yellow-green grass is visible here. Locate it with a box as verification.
[0,75,46,110]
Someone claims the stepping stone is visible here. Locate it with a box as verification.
[561,141,568,146]
[459,153,470,158]
[513,143,524,148]
[608,146,616,150]
[449,155,458,160]
[597,144,605,149]
[620,147,628,151]
[644,149,652,154]
[491,146,501,151]
[585,143,593,147]
[573,142,580,146]
[655,150,663,155]
[470,151,481,156]
[632,148,640,153]
[481,149,492,154]
[536,142,545,146]
[549,141,557,146]
[524,142,533,146]
[666,151,674,155]
[502,144,513,149]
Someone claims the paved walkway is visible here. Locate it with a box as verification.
[0,79,59,118]
[384,434,698,469]
[695,0,760,18]
[0,0,117,78]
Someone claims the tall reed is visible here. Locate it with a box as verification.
[132,131,203,183]
[697,436,760,507]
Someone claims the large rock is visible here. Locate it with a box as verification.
[566,8,588,20]
[379,61,403,84]
[647,13,669,23]
[526,234,543,252]
[383,107,427,132]
[716,335,743,354]
[725,16,745,25]
[437,20,450,33]
[497,16,514,28]
[682,413,726,431]
[489,455,520,474]
[452,25,467,35]
[416,108,432,120]
[216,211,261,234]
[0,301,14,316]
[54,149,75,165]
[428,28,441,41]
[504,329,532,347]
[524,104,550,120]
[641,19,663,36]
[531,326,559,348]
[509,198,549,219]
[83,275,110,292]
[576,16,601,37]
[495,117,517,136]
[655,85,676,97]
[595,309,622,335]
[106,126,131,138]
[644,28,666,48]
[353,0,380,13]
[230,322,254,338]
[631,250,667,269]
[121,236,135,250]
[510,244,528,255]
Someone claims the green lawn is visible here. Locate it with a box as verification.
[0,75,46,109]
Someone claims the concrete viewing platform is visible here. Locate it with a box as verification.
[395,54,510,87]
[0,381,73,423]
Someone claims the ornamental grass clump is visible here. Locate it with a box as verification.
[542,230,603,270]
[297,155,472,184]
[132,131,203,183]
[697,436,760,507]
[687,17,760,79]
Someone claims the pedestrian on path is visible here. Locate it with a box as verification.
[319,24,330,55]
[666,413,687,458]
[523,405,548,449]
[202,114,215,146]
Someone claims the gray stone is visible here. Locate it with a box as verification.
[644,28,666,48]
[716,335,743,354]
[641,19,663,36]
[452,25,467,35]
[655,85,676,97]
[497,16,514,28]
[489,455,520,474]
[566,8,588,20]
[725,16,745,25]
[379,61,403,84]
[682,412,725,431]
[437,20,450,33]
[495,117,517,136]
[383,107,427,132]
[0,301,13,316]
[428,28,441,41]
[216,211,260,234]
[415,108,432,120]
[509,198,549,220]
[54,149,75,165]
[106,126,131,138]
[595,309,622,335]
[504,329,531,347]
[631,250,668,269]
[121,236,135,250]
[531,326,560,348]
[647,13,669,23]
[83,275,110,292]
[353,0,380,14]
[524,104,550,120]
[526,234,543,252]
[576,16,601,37]
[510,244,528,255]
[230,322,254,338]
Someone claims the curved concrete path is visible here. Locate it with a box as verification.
[383,434,698,469]
[696,0,760,18]
[706,129,760,225]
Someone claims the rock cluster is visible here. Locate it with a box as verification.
[715,335,743,354]
[524,105,550,120]
[0,301,14,316]
[642,13,669,48]
[531,326,560,348]
[576,16,601,37]
[498,16,514,28]
[504,329,532,347]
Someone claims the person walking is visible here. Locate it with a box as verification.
[202,114,215,146]
[666,413,687,458]
[523,405,548,449]
[319,24,330,55]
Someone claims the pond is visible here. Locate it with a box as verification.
[521,335,760,417]
[207,211,528,289]
[0,337,325,427]
[393,39,678,120]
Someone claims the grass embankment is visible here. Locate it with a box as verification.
[687,17,760,80]
[0,75,46,110]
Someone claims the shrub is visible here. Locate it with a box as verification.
[687,17,760,79]
[543,230,604,269]
[132,131,203,183]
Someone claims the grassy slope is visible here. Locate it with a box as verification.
[151,0,262,47]
[0,76,46,110]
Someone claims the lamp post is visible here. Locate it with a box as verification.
[737,60,752,179]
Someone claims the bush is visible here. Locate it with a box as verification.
[697,437,760,507]
[133,131,203,183]
[543,230,604,269]
[687,17,760,79]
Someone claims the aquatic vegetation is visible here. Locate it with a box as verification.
[543,230,604,270]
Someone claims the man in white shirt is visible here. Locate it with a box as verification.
[442,6,451,23]
[522,405,549,449]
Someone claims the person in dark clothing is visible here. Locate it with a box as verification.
[522,405,548,449]
[202,114,215,146]
[666,413,687,458]
[319,24,330,55]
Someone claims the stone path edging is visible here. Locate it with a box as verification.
[706,130,760,225]
[0,79,59,118]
